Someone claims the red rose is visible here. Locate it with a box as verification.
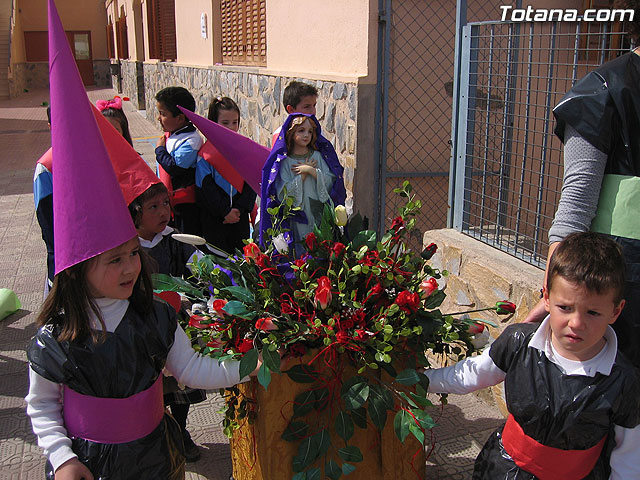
[256,253,270,269]
[305,232,317,251]
[188,315,208,329]
[391,217,404,231]
[420,277,438,297]
[466,322,485,334]
[293,257,306,268]
[340,317,355,330]
[495,301,516,315]
[421,243,438,260]
[314,276,333,310]
[212,299,228,316]
[243,242,261,262]
[330,242,346,260]
[255,317,278,331]
[395,290,421,314]
[236,339,253,353]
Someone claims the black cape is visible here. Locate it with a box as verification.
[27,299,185,479]
[472,323,640,479]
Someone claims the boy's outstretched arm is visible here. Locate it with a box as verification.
[425,348,506,395]
[609,425,640,478]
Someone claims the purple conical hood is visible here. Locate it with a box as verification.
[48,0,136,275]
[178,106,269,194]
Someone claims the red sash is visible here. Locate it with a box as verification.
[502,414,606,480]
[157,163,196,207]
[37,148,53,171]
[198,141,244,192]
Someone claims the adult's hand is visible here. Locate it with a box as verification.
[223,208,241,224]
[523,298,547,323]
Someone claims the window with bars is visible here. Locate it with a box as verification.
[116,16,129,59]
[146,0,177,61]
[106,22,116,59]
[221,0,266,66]
[579,0,627,62]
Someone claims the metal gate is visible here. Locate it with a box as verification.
[375,0,630,265]
[451,13,630,266]
[374,0,515,250]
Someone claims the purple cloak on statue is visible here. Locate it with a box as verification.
[259,113,346,250]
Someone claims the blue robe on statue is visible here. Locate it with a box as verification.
[259,114,346,254]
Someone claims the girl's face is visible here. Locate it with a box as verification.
[137,192,172,241]
[217,109,240,132]
[86,237,141,299]
[106,117,124,136]
[292,119,314,152]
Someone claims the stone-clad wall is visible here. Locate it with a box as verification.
[9,60,111,98]
[130,62,358,208]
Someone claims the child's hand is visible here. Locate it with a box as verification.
[156,135,166,148]
[54,458,94,480]
[305,158,318,168]
[292,163,317,180]
[223,208,241,224]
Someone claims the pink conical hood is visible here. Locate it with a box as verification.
[49,0,136,275]
[178,106,268,194]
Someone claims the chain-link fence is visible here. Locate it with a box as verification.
[451,18,630,267]
[377,1,517,251]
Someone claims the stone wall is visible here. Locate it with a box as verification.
[133,62,358,208]
[423,228,543,414]
[9,60,111,98]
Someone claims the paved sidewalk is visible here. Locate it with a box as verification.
[0,87,504,479]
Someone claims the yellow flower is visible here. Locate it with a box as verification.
[334,205,348,226]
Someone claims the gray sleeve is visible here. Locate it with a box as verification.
[548,125,608,243]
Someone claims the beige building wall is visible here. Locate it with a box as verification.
[15,0,108,61]
[175,0,220,66]
[266,0,372,78]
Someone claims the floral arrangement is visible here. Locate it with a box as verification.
[155,182,515,479]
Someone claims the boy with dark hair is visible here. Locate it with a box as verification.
[155,86,203,236]
[271,81,319,146]
[426,232,640,478]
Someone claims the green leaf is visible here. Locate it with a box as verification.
[239,348,259,380]
[257,362,271,390]
[409,392,433,408]
[351,407,367,429]
[306,468,321,480]
[292,436,318,472]
[314,387,329,411]
[313,429,331,458]
[281,421,309,442]
[411,409,437,430]
[293,390,317,418]
[367,385,391,430]
[338,445,363,463]
[286,364,319,383]
[223,300,249,316]
[395,368,421,386]
[409,421,425,445]
[325,459,342,480]
[262,348,281,373]
[342,463,356,475]
[423,289,446,309]
[335,411,354,442]
[346,212,364,240]
[151,273,205,299]
[220,286,255,303]
[350,230,378,250]
[292,473,306,480]
[394,410,411,443]
[341,376,370,410]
